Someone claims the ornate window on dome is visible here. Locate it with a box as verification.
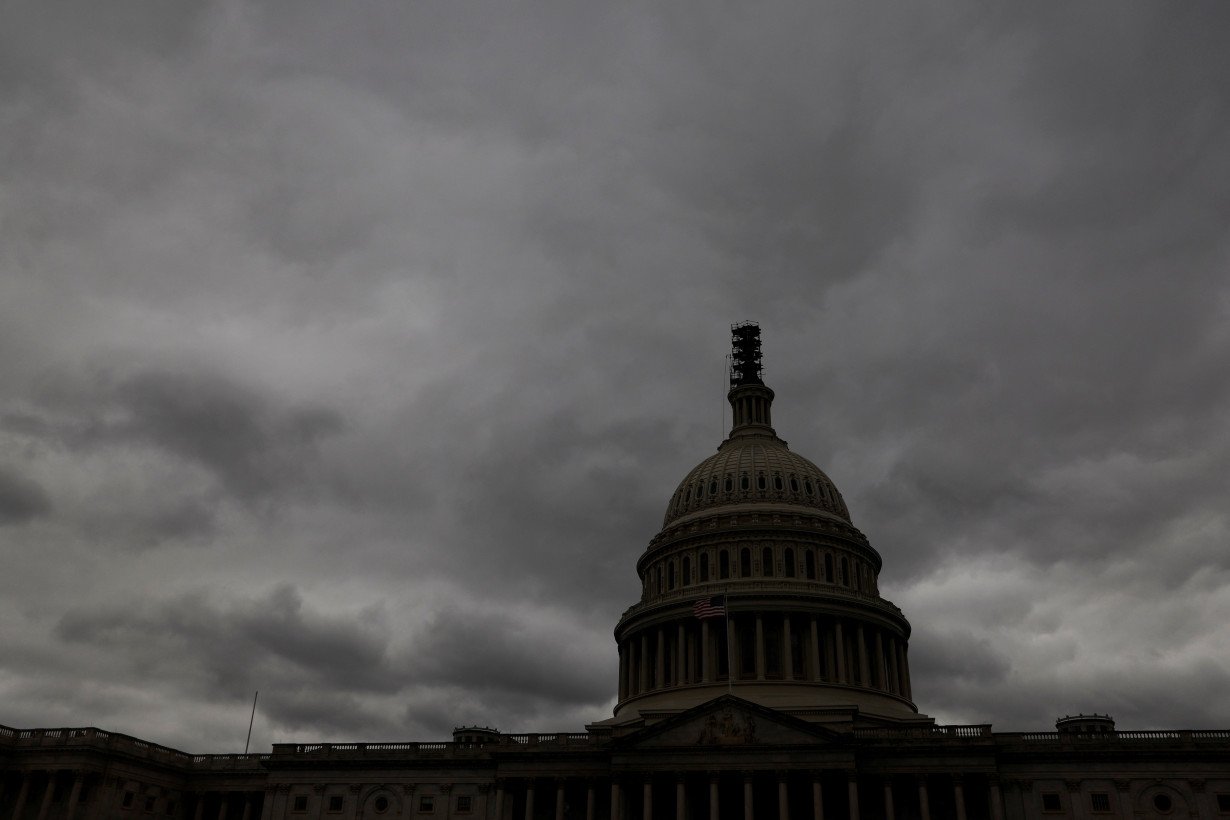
[783,548,795,577]
[709,479,718,496]
[773,474,783,491]
[740,548,751,577]
[805,479,814,496]
[824,552,833,582]
[700,553,709,582]
[696,482,704,499]
[682,556,691,586]
[740,474,749,491]
[761,546,774,577]
[805,549,816,580]
[668,562,676,590]
[757,473,766,491]
[723,475,733,493]
[840,556,850,586]
[656,566,662,594]
[790,476,800,493]
[719,550,730,579]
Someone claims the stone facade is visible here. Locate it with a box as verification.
[3,325,1228,819]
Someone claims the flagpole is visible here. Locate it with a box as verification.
[725,602,733,695]
[244,690,258,755]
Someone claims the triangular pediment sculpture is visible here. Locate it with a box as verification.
[615,695,848,750]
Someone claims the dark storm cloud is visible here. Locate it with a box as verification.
[1,0,1228,749]
[0,465,51,524]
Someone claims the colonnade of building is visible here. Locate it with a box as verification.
[0,769,261,820]
[617,613,911,703]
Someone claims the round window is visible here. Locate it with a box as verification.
[1152,794,1172,813]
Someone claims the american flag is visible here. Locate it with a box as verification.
[692,595,726,620]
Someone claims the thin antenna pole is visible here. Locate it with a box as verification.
[722,354,729,438]
[725,605,734,696]
[244,690,258,754]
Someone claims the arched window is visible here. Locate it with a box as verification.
[740,548,752,577]
[719,550,730,579]
[757,473,767,491]
[824,552,833,582]
[682,556,691,586]
[668,562,676,590]
[724,475,733,493]
[773,474,783,491]
[700,553,710,582]
[762,546,774,577]
[740,474,749,491]
[784,548,795,578]
[840,556,849,586]
[805,550,816,580]
[790,476,799,493]
[709,480,718,496]
[657,566,663,593]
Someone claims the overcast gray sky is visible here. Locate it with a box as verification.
[2,1,1228,753]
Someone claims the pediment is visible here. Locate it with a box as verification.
[615,696,847,750]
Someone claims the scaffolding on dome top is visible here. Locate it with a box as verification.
[730,321,764,387]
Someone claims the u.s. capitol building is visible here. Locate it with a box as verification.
[3,324,1228,820]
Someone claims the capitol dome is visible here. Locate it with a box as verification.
[610,323,923,728]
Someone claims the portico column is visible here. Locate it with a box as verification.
[709,776,720,820]
[834,622,847,683]
[676,778,686,820]
[640,635,650,692]
[242,796,255,820]
[783,616,794,679]
[678,625,687,685]
[701,621,712,683]
[65,772,86,820]
[217,793,229,820]
[525,782,535,820]
[743,775,755,820]
[810,618,822,681]
[778,774,790,820]
[585,783,595,820]
[495,781,505,820]
[193,794,205,820]
[643,781,653,820]
[847,773,860,820]
[259,786,279,820]
[953,777,966,820]
[917,778,930,820]
[556,780,567,820]
[656,628,665,689]
[887,638,900,695]
[989,779,1004,820]
[856,626,870,686]
[34,773,56,820]
[755,616,766,680]
[610,782,621,820]
[874,631,886,689]
[883,780,895,820]
[812,775,824,820]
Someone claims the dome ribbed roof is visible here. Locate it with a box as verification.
[662,434,851,526]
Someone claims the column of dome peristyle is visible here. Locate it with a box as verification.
[728,382,776,436]
[611,328,920,725]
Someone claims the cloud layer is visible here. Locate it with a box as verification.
[1,1,1228,750]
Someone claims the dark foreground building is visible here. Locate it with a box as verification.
[3,325,1228,820]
